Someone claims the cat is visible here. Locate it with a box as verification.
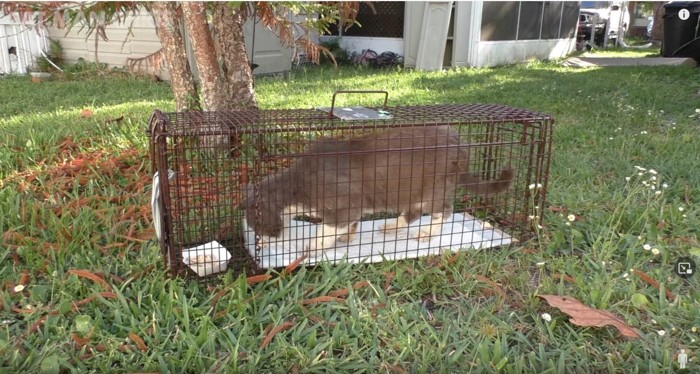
[241,125,514,256]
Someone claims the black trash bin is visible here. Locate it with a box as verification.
[662,1,700,59]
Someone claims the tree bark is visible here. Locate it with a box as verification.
[213,4,257,109]
[182,1,228,111]
[153,2,200,111]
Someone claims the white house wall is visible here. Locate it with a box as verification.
[0,15,49,74]
[474,38,576,67]
[404,1,576,69]
[43,9,291,80]
[46,11,168,78]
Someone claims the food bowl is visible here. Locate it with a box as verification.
[182,241,231,277]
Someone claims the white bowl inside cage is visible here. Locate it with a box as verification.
[182,241,231,277]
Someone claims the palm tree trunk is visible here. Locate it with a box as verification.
[153,2,200,111]
[182,1,229,111]
[213,3,258,109]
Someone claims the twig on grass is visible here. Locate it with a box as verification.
[632,269,676,301]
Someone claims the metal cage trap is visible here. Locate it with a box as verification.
[148,91,554,278]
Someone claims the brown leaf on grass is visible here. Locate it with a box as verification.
[71,332,92,348]
[3,229,23,244]
[260,320,295,349]
[656,220,666,230]
[282,255,307,276]
[547,206,567,212]
[130,264,155,281]
[9,248,21,265]
[246,274,272,285]
[18,270,30,287]
[328,281,371,298]
[11,306,44,314]
[522,248,541,255]
[210,288,230,313]
[128,332,148,352]
[370,303,387,317]
[445,252,461,266]
[72,292,118,309]
[466,274,507,298]
[552,273,576,283]
[80,109,94,118]
[381,363,408,374]
[116,234,150,243]
[119,344,136,353]
[539,295,642,339]
[68,269,111,291]
[383,272,396,291]
[22,315,49,338]
[632,269,676,301]
[302,296,346,305]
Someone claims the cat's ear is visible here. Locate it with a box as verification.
[238,184,254,209]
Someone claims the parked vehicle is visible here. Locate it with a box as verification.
[578,10,607,45]
[578,1,630,45]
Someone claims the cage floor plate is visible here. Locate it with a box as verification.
[244,213,514,268]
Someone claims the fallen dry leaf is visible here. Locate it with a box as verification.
[18,270,31,287]
[246,274,272,285]
[383,272,396,291]
[632,269,676,301]
[281,255,307,276]
[467,274,507,298]
[68,269,111,291]
[328,281,371,298]
[539,295,642,339]
[128,332,148,352]
[551,273,576,283]
[71,332,93,349]
[302,296,346,305]
[260,320,295,349]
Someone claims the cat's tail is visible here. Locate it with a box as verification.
[459,168,514,196]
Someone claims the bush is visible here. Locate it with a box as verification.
[319,38,350,65]
[35,38,63,72]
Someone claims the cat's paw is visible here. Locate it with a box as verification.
[380,223,400,235]
[412,229,433,243]
[336,232,356,243]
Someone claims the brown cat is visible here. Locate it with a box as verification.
[241,125,513,256]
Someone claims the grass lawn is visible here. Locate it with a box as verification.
[1,54,700,372]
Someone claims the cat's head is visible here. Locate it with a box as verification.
[240,184,284,237]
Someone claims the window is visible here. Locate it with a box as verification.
[481,1,579,41]
[328,2,405,38]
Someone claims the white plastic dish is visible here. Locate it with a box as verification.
[182,241,231,276]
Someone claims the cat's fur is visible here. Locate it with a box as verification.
[241,126,514,255]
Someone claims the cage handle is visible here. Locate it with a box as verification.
[329,90,389,119]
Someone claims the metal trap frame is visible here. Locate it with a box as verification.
[148,91,553,278]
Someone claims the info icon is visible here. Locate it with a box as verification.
[675,257,696,279]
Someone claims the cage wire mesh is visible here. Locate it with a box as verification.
[148,91,553,278]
